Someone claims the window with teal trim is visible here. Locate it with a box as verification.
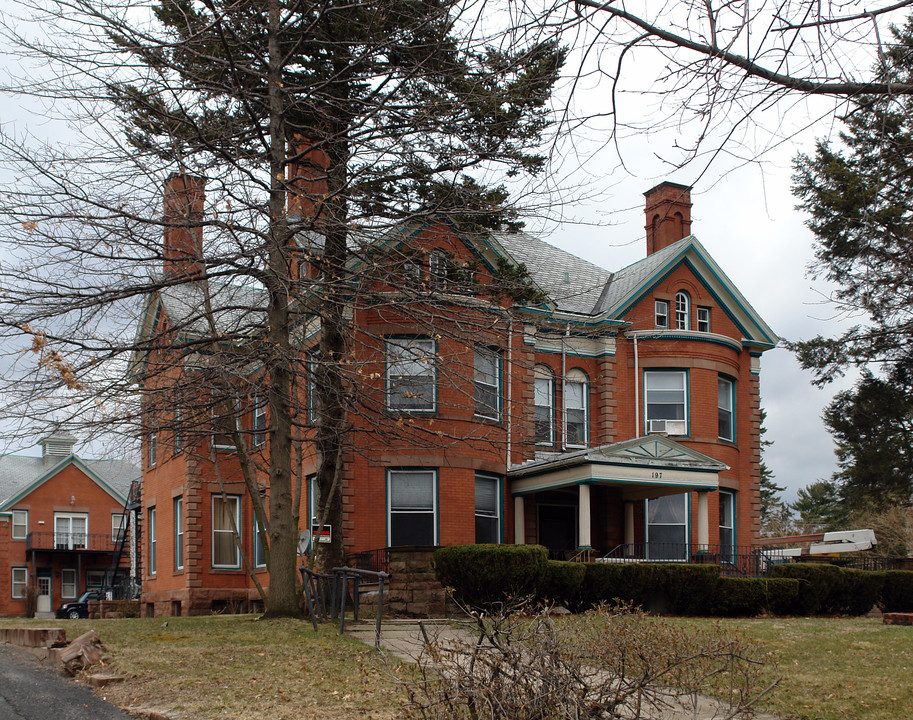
[386,337,436,412]
[646,494,688,560]
[655,299,669,329]
[534,365,554,445]
[718,376,734,441]
[675,291,690,330]
[388,469,437,546]
[719,490,735,561]
[474,473,500,543]
[474,347,500,420]
[644,370,687,436]
[565,368,588,448]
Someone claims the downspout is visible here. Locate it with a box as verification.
[506,316,513,468]
[633,334,640,438]
[561,323,569,451]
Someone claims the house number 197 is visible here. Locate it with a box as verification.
[651,471,663,478]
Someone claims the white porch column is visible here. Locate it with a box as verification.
[513,495,525,545]
[578,484,592,548]
[697,491,710,548]
[624,501,635,546]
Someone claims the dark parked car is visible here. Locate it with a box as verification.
[55,590,101,619]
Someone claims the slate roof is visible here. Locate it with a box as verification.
[493,231,614,315]
[157,281,267,336]
[0,454,140,509]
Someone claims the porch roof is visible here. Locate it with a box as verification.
[507,435,727,499]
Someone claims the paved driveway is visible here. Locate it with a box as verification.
[0,644,134,720]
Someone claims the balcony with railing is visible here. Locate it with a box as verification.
[26,531,120,553]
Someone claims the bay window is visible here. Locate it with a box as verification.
[387,469,437,546]
[386,337,436,412]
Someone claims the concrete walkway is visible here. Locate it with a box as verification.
[347,619,785,720]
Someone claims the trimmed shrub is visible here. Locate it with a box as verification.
[433,544,548,610]
[827,567,882,616]
[577,562,628,610]
[662,564,722,616]
[714,577,767,617]
[768,562,843,615]
[880,570,913,612]
[762,578,801,616]
[538,561,587,609]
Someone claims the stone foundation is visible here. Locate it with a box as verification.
[386,547,455,618]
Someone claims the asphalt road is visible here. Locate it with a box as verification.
[0,644,134,720]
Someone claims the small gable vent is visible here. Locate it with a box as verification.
[39,432,77,460]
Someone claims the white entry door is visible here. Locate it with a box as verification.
[37,576,52,614]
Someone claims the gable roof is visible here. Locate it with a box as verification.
[595,236,778,347]
[509,434,728,479]
[132,218,775,350]
[0,453,139,510]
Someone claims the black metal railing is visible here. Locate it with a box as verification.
[26,532,118,553]
[600,543,793,577]
[346,547,390,574]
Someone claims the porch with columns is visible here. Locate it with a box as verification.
[508,436,726,559]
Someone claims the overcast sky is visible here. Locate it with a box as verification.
[0,1,877,499]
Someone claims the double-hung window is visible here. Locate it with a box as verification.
[148,431,157,467]
[718,377,735,441]
[61,569,77,599]
[252,395,267,447]
[211,402,238,450]
[148,507,156,575]
[655,299,669,329]
[253,515,266,568]
[475,473,501,544]
[719,490,735,561]
[112,513,125,543]
[534,366,554,445]
[11,510,27,540]
[174,497,184,570]
[564,369,588,448]
[12,568,27,598]
[212,495,241,568]
[474,347,500,420]
[644,370,687,436]
[646,493,688,560]
[697,307,711,332]
[675,291,690,330]
[386,337,436,412]
[387,469,437,546]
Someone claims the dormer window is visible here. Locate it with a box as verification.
[655,300,669,329]
[674,291,690,330]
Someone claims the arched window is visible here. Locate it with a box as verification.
[534,365,554,446]
[564,368,588,448]
[675,291,690,330]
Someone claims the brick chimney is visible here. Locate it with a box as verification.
[163,173,205,278]
[644,182,692,255]
[287,137,330,221]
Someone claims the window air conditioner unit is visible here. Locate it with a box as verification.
[648,419,685,435]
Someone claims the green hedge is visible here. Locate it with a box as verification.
[768,562,882,616]
[713,578,767,617]
[538,561,588,609]
[762,578,801,617]
[880,570,913,612]
[433,544,548,609]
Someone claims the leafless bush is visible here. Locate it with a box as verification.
[401,603,776,719]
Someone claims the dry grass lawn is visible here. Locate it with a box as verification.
[1,613,911,719]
